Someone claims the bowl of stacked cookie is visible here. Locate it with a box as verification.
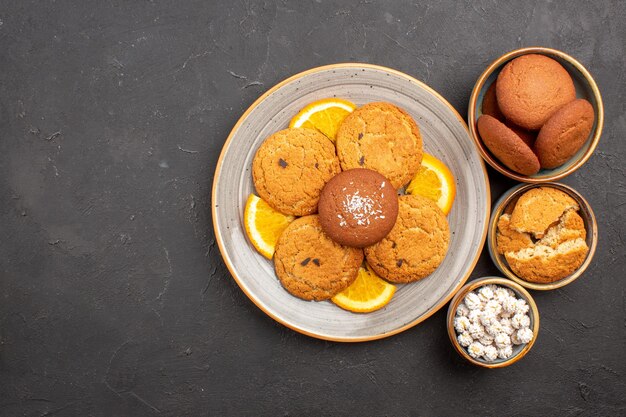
[487,182,598,290]
[468,47,604,182]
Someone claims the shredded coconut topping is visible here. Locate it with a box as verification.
[341,191,384,225]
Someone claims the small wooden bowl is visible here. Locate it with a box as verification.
[447,277,540,368]
[468,47,604,182]
[487,182,598,290]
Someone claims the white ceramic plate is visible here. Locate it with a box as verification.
[212,64,490,342]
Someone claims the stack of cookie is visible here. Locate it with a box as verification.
[252,102,451,302]
[496,187,589,283]
[477,54,595,175]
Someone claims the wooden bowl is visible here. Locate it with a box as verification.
[447,277,539,368]
[487,182,598,290]
[468,47,604,182]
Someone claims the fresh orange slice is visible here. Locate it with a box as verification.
[331,264,396,313]
[405,153,456,215]
[289,98,356,141]
[244,194,295,259]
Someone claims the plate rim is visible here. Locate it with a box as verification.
[211,63,491,342]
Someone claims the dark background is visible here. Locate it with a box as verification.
[1,1,625,416]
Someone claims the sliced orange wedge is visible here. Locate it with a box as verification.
[405,153,456,215]
[289,98,356,141]
[331,264,396,313]
[244,194,295,259]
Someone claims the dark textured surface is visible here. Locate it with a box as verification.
[1,1,625,415]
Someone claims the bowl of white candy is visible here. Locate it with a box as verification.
[447,277,540,368]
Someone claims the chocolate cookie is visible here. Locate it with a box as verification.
[477,115,540,175]
[274,215,363,301]
[364,194,449,283]
[252,128,341,216]
[496,54,576,130]
[336,102,423,189]
[535,99,595,169]
[318,168,398,248]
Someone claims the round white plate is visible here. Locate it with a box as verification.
[212,64,490,342]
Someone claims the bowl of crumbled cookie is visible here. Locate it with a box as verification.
[468,47,604,183]
[487,182,598,290]
[447,277,540,368]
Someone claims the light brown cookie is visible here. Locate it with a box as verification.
[537,209,587,249]
[252,128,341,216]
[535,99,595,169]
[505,238,588,283]
[509,187,579,239]
[496,54,576,130]
[318,169,398,248]
[274,215,363,301]
[477,115,540,175]
[364,194,450,283]
[496,214,534,254]
[336,102,423,189]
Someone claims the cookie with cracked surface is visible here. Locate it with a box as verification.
[364,194,450,283]
[477,115,540,175]
[535,99,595,169]
[252,128,341,216]
[318,168,398,248]
[496,214,534,254]
[505,238,588,283]
[509,187,578,239]
[335,102,423,189]
[496,54,576,130]
[274,215,363,301]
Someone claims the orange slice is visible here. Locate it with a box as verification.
[331,264,396,313]
[289,98,356,141]
[405,153,456,215]
[244,194,295,259]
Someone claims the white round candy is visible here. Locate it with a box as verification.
[454,316,471,333]
[458,332,473,347]
[485,321,504,337]
[468,323,485,340]
[479,333,495,346]
[511,313,531,329]
[467,341,485,359]
[498,345,513,359]
[468,309,482,324]
[483,345,498,361]
[502,296,518,314]
[517,327,534,344]
[456,302,470,317]
[484,300,503,315]
[494,333,511,349]
[480,311,497,327]
[515,299,530,315]
[501,323,515,336]
[464,292,482,310]
[494,287,510,303]
[478,286,494,303]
